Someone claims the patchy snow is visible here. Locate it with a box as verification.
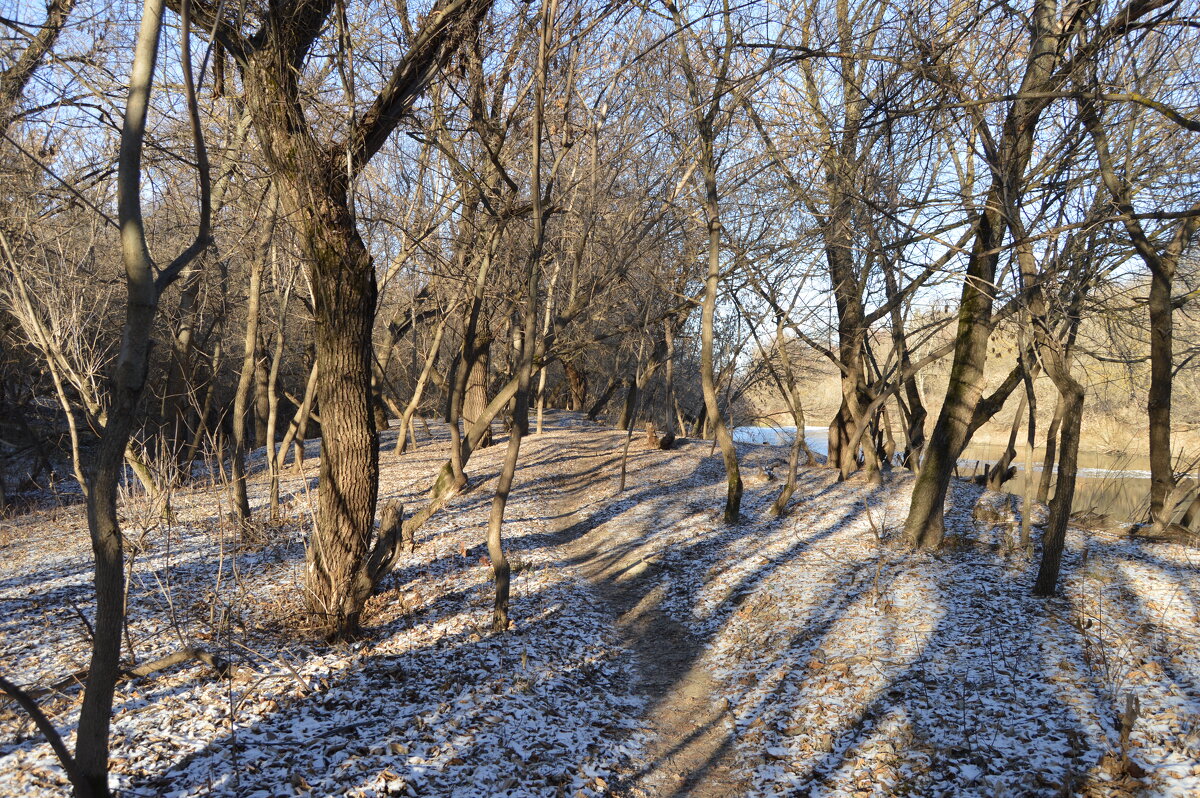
[0,419,645,796]
[2,413,1199,796]
[526,422,1200,797]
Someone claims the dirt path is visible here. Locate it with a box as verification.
[534,418,750,798]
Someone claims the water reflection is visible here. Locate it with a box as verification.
[733,426,1151,523]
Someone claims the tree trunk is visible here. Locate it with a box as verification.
[826,239,870,482]
[617,377,638,431]
[396,314,447,455]
[563,358,588,412]
[1038,395,1063,504]
[700,212,741,522]
[226,0,491,639]
[904,0,1068,549]
[884,262,926,470]
[448,225,499,489]
[1147,249,1175,526]
[279,359,318,469]
[585,376,618,421]
[986,393,1026,492]
[1034,379,1084,595]
[485,0,553,629]
[265,273,292,518]
[0,0,77,130]
[301,213,380,636]
[1021,345,1037,551]
[462,340,492,447]
[253,327,270,449]
[1078,96,1200,530]
[229,205,272,525]
[533,260,561,434]
[77,0,210,790]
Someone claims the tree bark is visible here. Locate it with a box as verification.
[215,0,492,636]
[462,339,492,447]
[1078,96,1200,529]
[253,328,271,448]
[485,0,554,630]
[1038,395,1063,505]
[0,0,77,132]
[1034,379,1084,595]
[671,0,740,522]
[300,211,379,634]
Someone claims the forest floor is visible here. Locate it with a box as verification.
[2,412,1200,797]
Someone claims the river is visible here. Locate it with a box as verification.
[733,426,1152,523]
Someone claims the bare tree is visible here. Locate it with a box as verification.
[669,0,743,522]
[186,0,493,636]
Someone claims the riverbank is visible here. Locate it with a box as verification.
[734,424,1157,523]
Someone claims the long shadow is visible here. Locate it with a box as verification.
[1084,542,1200,714]
[8,414,1194,796]
[524,424,1129,795]
[516,425,883,792]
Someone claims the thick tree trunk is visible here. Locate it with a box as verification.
[302,216,380,636]
[826,237,870,482]
[226,0,492,638]
[1147,261,1174,526]
[462,341,492,447]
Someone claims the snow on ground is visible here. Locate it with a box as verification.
[0,421,645,796]
[2,413,1199,797]
[533,425,1200,797]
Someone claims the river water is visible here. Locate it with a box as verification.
[733,426,1152,523]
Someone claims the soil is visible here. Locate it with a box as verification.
[539,419,749,797]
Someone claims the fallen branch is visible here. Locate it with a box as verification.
[1,646,232,703]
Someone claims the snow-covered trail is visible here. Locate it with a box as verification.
[507,416,1200,797]
[3,412,1200,797]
